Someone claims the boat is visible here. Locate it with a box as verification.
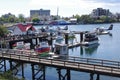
[35,42,50,57]
[95,27,110,35]
[95,24,113,35]
[83,32,99,46]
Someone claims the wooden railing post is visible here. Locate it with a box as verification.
[111,67,113,73]
[94,65,95,71]
[39,58,41,63]
[10,54,11,58]
[50,59,52,64]
[19,55,20,60]
[78,63,79,68]
[87,58,89,63]
[101,60,103,66]
[28,56,30,61]
[64,61,65,66]
[118,62,119,68]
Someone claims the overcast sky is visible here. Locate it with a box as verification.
[0,0,120,17]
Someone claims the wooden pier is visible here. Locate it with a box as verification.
[0,49,120,80]
[68,42,85,48]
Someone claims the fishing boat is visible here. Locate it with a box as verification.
[83,32,99,46]
[35,42,50,57]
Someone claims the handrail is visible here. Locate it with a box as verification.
[0,49,120,68]
[0,49,120,75]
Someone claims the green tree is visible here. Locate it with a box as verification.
[8,15,15,22]
[32,17,40,23]
[0,13,17,23]
[0,25,8,37]
[80,15,94,24]
[101,16,116,23]
[18,14,25,22]
[74,14,81,23]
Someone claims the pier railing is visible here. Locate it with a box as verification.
[0,49,120,77]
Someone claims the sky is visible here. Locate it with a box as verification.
[0,0,120,17]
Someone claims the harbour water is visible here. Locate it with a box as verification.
[33,23,120,80]
[4,23,120,80]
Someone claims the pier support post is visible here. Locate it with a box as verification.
[3,59,6,72]
[31,64,46,80]
[80,46,83,55]
[96,74,100,80]
[50,32,53,45]
[21,63,25,79]
[0,59,5,72]
[35,38,38,45]
[57,68,71,80]
[65,33,68,45]
[8,60,25,77]
[49,32,54,52]
[9,60,12,71]
[30,39,34,49]
[80,32,84,42]
[90,73,94,80]
[31,64,35,80]
[67,69,71,80]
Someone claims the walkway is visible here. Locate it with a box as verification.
[0,49,120,77]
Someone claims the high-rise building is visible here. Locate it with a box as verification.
[30,9,50,21]
[90,8,112,18]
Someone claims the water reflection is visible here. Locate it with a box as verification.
[108,33,112,37]
[84,44,99,55]
[80,43,99,56]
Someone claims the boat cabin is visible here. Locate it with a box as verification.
[54,43,68,55]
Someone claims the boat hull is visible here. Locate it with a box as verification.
[84,40,99,46]
[35,47,50,57]
[97,31,110,35]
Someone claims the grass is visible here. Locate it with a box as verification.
[0,71,25,80]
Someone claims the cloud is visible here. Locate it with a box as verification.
[28,0,120,17]
[93,0,120,3]
[91,0,120,7]
[29,0,105,9]
[29,0,74,7]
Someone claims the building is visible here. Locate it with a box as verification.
[12,23,36,35]
[90,8,113,18]
[115,13,120,21]
[30,9,51,21]
[69,18,77,24]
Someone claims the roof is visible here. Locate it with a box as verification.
[17,23,36,32]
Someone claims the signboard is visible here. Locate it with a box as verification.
[16,41,24,49]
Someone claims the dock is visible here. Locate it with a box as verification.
[68,42,85,48]
[0,49,120,80]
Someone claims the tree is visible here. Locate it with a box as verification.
[0,13,17,23]
[80,15,94,24]
[18,14,25,22]
[8,15,15,22]
[74,14,81,23]
[32,18,40,23]
[0,25,8,37]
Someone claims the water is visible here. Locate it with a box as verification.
[5,23,120,80]
[68,23,120,60]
